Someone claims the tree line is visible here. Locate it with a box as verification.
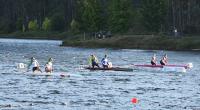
[0,0,199,35]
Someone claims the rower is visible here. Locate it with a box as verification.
[151,54,157,65]
[101,55,111,68]
[88,54,100,68]
[160,54,168,65]
[45,58,53,73]
[28,57,42,73]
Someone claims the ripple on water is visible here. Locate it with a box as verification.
[0,39,200,110]
[48,90,61,94]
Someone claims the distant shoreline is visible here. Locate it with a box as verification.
[62,35,200,51]
[1,32,200,51]
[0,31,68,40]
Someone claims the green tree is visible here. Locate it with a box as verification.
[140,0,167,32]
[0,19,11,33]
[51,14,65,31]
[42,17,51,31]
[70,19,80,34]
[108,0,132,33]
[82,0,102,32]
[16,18,23,31]
[28,20,38,31]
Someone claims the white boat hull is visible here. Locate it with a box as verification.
[23,71,70,77]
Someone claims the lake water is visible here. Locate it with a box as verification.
[0,38,200,110]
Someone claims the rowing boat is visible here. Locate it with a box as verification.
[85,67,133,72]
[134,64,188,69]
[16,63,69,77]
[133,63,193,73]
[22,71,70,77]
[134,63,193,69]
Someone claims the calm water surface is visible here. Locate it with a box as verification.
[0,38,200,110]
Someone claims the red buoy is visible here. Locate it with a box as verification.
[131,98,138,104]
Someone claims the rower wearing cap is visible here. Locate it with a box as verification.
[45,58,53,73]
[160,54,168,65]
[29,57,42,73]
[151,54,157,65]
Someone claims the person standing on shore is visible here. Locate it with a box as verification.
[174,27,178,37]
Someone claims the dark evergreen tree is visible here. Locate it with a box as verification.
[108,0,132,33]
[0,0,200,35]
[140,0,167,32]
[81,0,103,32]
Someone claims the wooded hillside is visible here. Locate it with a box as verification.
[0,0,199,35]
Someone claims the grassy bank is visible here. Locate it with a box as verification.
[1,32,199,51]
[0,31,70,40]
[62,35,200,51]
